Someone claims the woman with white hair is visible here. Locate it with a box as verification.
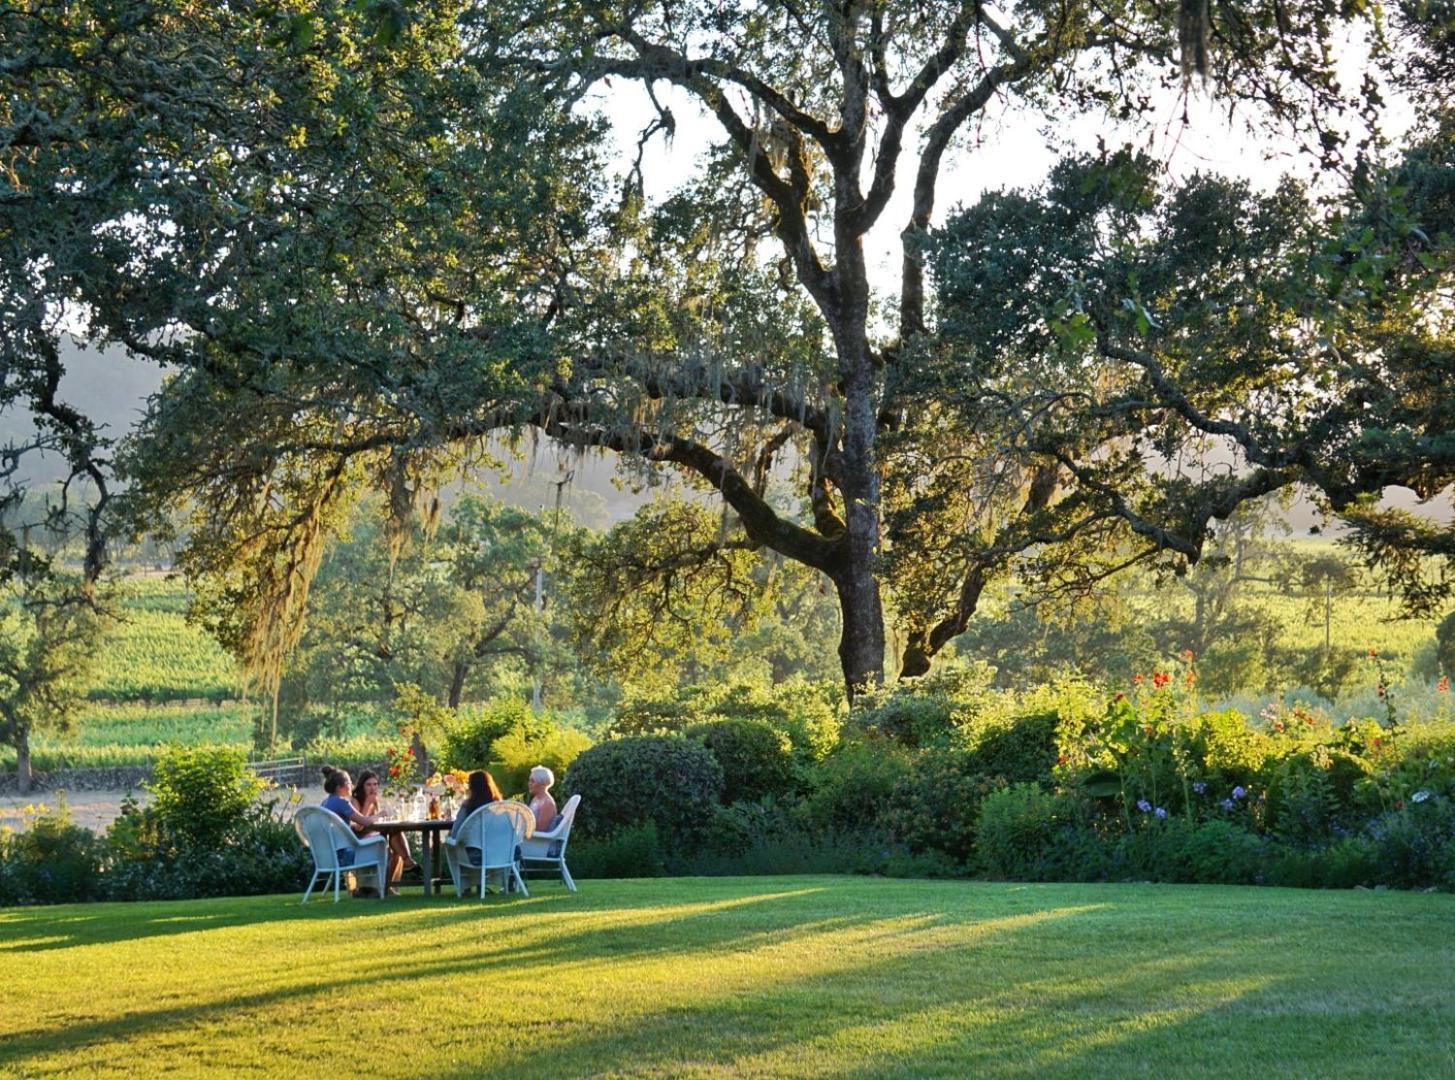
[527,765,558,833]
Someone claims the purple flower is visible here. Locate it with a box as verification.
[1221,798,1235,811]
[1136,799,1152,813]
[1231,786,1246,799]
[1155,807,1168,819]
[1192,782,1207,795]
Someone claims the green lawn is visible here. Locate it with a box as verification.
[1,877,1451,1078]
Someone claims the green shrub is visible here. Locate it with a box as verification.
[976,783,1069,879]
[702,681,843,763]
[1267,837,1380,889]
[568,821,665,879]
[853,664,1006,749]
[562,735,723,848]
[686,718,797,804]
[147,745,267,849]
[675,801,888,876]
[1266,749,1345,847]
[602,696,700,738]
[963,709,1061,785]
[1366,799,1455,890]
[439,700,527,771]
[103,786,310,901]
[0,804,103,905]
[802,732,914,832]
[1176,821,1268,884]
[882,753,1007,867]
[488,723,592,798]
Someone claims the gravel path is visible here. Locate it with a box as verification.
[0,789,148,832]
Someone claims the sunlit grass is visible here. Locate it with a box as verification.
[1,877,1450,1078]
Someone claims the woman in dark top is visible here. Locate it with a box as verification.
[448,769,504,839]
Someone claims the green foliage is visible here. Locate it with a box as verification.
[681,801,885,876]
[975,784,1073,880]
[852,664,1001,749]
[562,735,723,847]
[440,700,522,771]
[0,803,104,905]
[1438,611,1455,677]
[881,755,1008,868]
[488,721,592,798]
[1117,818,1268,884]
[145,746,267,850]
[685,718,797,804]
[566,821,664,879]
[802,733,914,833]
[961,709,1063,785]
[103,792,309,902]
[1365,800,1455,890]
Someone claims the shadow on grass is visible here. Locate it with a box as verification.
[3,879,1451,1078]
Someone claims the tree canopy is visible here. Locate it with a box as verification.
[3,0,1450,699]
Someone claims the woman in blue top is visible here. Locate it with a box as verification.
[320,765,376,833]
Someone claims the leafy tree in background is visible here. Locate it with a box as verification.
[0,559,105,791]
[4,0,1390,701]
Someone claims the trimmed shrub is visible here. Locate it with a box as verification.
[562,735,723,848]
[882,753,1007,867]
[686,718,797,804]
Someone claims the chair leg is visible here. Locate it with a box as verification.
[333,869,341,903]
[559,860,576,893]
[513,865,529,897]
[302,871,320,905]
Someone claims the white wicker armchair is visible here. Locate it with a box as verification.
[294,806,389,903]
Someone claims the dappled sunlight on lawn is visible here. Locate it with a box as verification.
[0,878,1451,1078]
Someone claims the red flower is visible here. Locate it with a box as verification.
[389,766,400,777]
[1369,649,1378,658]
[1273,720,1285,732]
[1181,650,1195,661]
[1152,672,1171,689]
[1438,676,1450,694]
[1115,692,1126,702]
[405,747,415,757]
[1133,674,1145,685]
[1056,755,1068,766]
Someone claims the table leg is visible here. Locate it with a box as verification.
[422,830,434,897]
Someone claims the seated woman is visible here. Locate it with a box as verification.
[445,770,504,891]
[527,765,558,834]
[351,769,414,886]
[448,769,504,840]
[319,765,377,891]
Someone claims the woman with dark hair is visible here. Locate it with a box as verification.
[448,769,504,839]
[351,769,413,887]
[320,765,374,830]
[444,769,506,893]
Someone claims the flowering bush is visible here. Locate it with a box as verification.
[384,740,420,798]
